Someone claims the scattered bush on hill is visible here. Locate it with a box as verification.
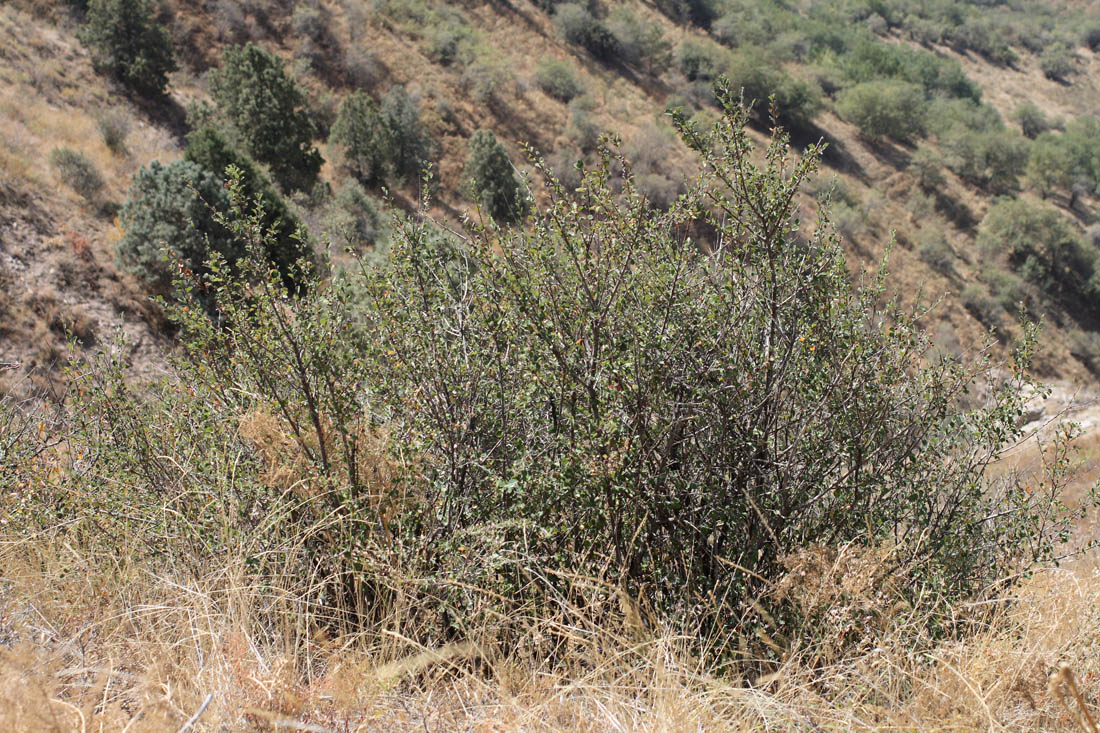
[534,59,585,102]
[1014,102,1049,140]
[1040,43,1077,82]
[606,8,670,70]
[49,148,105,202]
[329,87,434,188]
[978,198,1098,310]
[554,4,621,63]
[837,80,927,142]
[210,43,323,193]
[96,110,130,155]
[77,0,176,99]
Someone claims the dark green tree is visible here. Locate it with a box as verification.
[378,86,434,184]
[209,43,322,193]
[463,129,529,225]
[329,91,389,186]
[78,0,177,99]
[117,160,237,292]
[185,125,311,288]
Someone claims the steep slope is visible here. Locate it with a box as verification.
[5,0,1100,391]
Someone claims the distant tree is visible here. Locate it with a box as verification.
[185,125,311,288]
[908,145,946,191]
[117,160,237,292]
[329,91,388,186]
[534,59,585,102]
[78,0,177,99]
[329,87,433,187]
[378,86,434,184]
[1039,44,1077,82]
[463,129,529,225]
[209,43,322,193]
[978,198,1092,302]
[554,4,621,63]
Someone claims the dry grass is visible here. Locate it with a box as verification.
[3,526,1100,731]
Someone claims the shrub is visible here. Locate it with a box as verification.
[378,86,434,184]
[49,148,104,202]
[1025,135,1073,199]
[329,91,388,185]
[1084,26,1100,52]
[675,40,726,81]
[324,180,388,256]
[463,129,529,224]
[96,110,130,155]
[606,8,670,70]
[918,226,955,275]
[116,160,237,292]
[653,0,716,27]
[210,43,323,193]
[41,91,1088,671]
[1013,102,1049,140]
[77,0,176,98]
[290,3,325,42]
[534,59,585,102]
[909,145,946,190]
[554,4,620,62]
[960,283,1004,329]
[837,80,927,142]
[923,99,1027,193]
[1040,44,1077,82]
[184,125,311,287]
[337,93,1072,645]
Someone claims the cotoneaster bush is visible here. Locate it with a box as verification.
[45,91,1090,667]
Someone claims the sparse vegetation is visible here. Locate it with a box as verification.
[49,147,104,202]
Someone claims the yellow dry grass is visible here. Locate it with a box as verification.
[3,526,1100,731]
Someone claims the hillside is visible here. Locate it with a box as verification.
[7,0,1100,730]
[6,0,1100,392]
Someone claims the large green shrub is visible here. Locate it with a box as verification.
[463,129,529,224]
[837,80,927,142]
[210,43,322,193]
[78,0,176,98]
[34,91,1089,668]
[117,160,237,292]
